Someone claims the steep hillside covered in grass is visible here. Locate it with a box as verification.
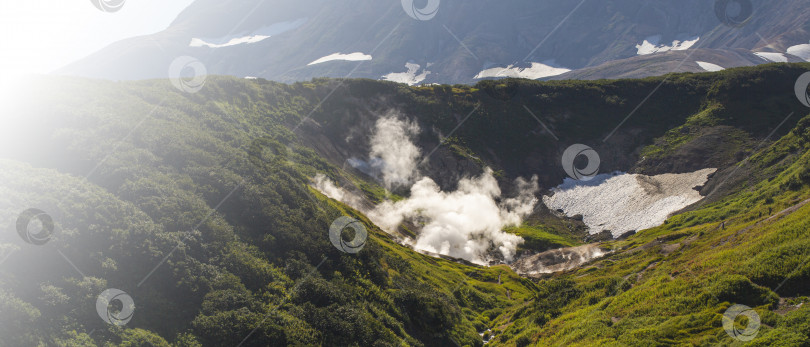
[492,114,810,345]
[0,77,536,346]
[1,63,809,346]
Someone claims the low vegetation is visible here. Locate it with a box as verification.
[1,64,809,346]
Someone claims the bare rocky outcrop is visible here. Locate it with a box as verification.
[511,244,611,277]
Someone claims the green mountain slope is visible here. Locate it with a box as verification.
[0,77,535,346]
[492,115,810,345]
[0,63,809,346]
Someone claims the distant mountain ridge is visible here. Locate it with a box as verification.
[59,0,810,84]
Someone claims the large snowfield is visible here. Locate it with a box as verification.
[543,168,716,237]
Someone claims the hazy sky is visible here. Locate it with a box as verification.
[0,0,194,77]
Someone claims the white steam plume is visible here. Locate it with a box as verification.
[368,115,421,189]
[312,174,365,208]
[315,113,540,265]
[370,168,537,265]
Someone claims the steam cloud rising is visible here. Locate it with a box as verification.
[315,114,539,265]
[370,169,537,264]
[369,116,422,189]
[312,174,364,208]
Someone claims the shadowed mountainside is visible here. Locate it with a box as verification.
[59,0,810,84]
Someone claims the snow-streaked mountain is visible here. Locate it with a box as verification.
[58,0,810,84]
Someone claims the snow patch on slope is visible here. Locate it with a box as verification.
[754,52,788,63]
[474,61,571,80]
[696,61,724,72]
[191,35,270,48]
[189,18,306,48]
[308,52,372,66]
[382,62,431,85]
[635,34,699,55]
[787,43,810,62]
[543,169,715,238]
